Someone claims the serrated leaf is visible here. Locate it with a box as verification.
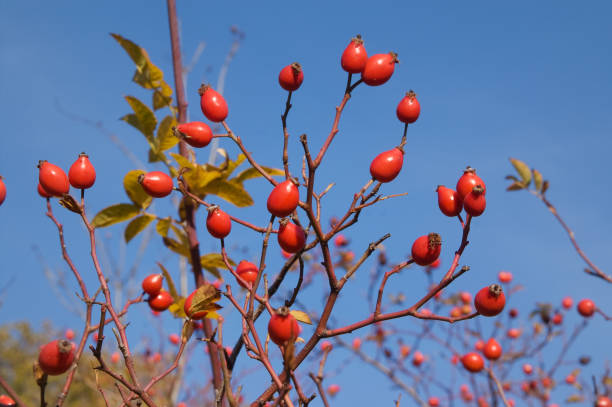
[123,170,152,209]
[203,178,253,207]
[542,180,549,194]
[233,166,285,184]
[158,116,179,151]
[123,96,157,139]
[124,214,155,243]
[157,262,179,299]
[290,310,312,325]
[506,181,526,191]
[533,169,543,191]
[156,218,171,237]
[509,158,531,186]
[92,203,141,228]
[163,237,190,258]
[187,283,222,318]
[168,298,186,318]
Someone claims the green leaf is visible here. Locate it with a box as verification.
[169,152,195,170]
[92,204,141,228]
[203,178,254,207]
[153,82,173,110]
[123,96,157,139]
[509,158,531,186]
[156,217,171,237]
[123,170,152,209]
[233,166,285,184]
[124,214,155,243]
[157,116,179,151]
[533,169,543,192]
[157,262,179,299]
[162,237,190,258]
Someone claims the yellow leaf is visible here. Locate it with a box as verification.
[290,310,312,325]
[158,116,179,151]
[156,217,171,237]
[123,96,157,139]
[533,169,543,191]
[124,214,155,243]
[203,178,254,207]
[168,298,186,318]
[162,237,190,258]
[123,170,152,209]
[169,152,195,170]
[233,166,284,184]
[157,262,179,300]
[509,158,531,186]
[92,204,140,228]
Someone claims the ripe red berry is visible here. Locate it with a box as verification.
[483,338,502,360]
[38,161,69,197]
[428,396,440,407]
[169,333,180,345]
[277,221,306,253]
[565,374,576,384]
[0,177,6,206]
[341,35,368,73]
[369,148,404,183]
[268,307,300,345]
[37,183,53,198]
[461,352,484,373]
[139,171,173,198]
[498,271,513,283]
[552,313,563,325]
[596,396,612,407]
[396,91,421,124]
[474,284,506,317]
[278,63,304,91]
[361,52,398,86]
[142,274,163,296]
[111,352,120,364]
[0,395,15,407]
[267,179,299,217]
[236,260,258,288]
[184,289,208,320]
[474,339,485,351]
[523,363,533,375]
[68,153,96,189]
[148,290,173,312]
[463,185,486,216]
[334,234,348,247]
[352,337,362,350]
[460,291,472,304]
[577,298,595,317]
[562,296,573,309]
[320,341,333,352]
[176,122,213,148]
[436,185,462,217]
[38,339,76,375]
[509,308,518,318]
[206,207,231,239]
[412,351,425,367]
[411,233,442,266]
[65,329,75,340]
[199,84,228,122]
[456,167,486,199]
[507,328,521,339]
[400,344,411,358]
[327,384,341,397]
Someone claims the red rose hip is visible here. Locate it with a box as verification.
[139,171,173,198]
[176,122,213,148]
[277,221,306,253]
[268,307,300,345]
[199,85,228,122]
[236,260,259,288]
[463,185,486,216]
[0,176,6,206]
[148,290,173,312]
[361,52,398,86]
[411,233,442,266]
[38,161,70,197]
[370,148,404,183]
[396,90,420,124]
[436,185,462,217]
[341,35,368,73]
[142,274,163,296]
[278,63,304,91]
[577,298,595,317]
[267,179,299,217]
[456,167,486,199]
[206,207,231,239]
[474,284,506,317]
[38,339,76,375]
[461,352,484,373]
[184,289,208,320]
[68,153,96,189]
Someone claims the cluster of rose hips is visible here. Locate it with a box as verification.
[36,153,96,198]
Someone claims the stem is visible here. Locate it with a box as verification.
[166,0,223,394]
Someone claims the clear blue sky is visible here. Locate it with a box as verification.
[1,1,611,405]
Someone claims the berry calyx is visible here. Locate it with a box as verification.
[38,339,76,375]
[38,161,70,197]
[236,260,259,288]
[456,167,486,199]
[278,63,304,91]
[411,233,442,266]
[268,306,300,345]
[370,148,404,183]
[199,84,228,122]
[577,298,595,317]
[483,338,502,360]
[148,290,173,312]
[68,153,96,189]
[436,185,463,217]
[341,35,368,73]
[277,220,306,253]
[461,352,484,373]
[267,179,299,217]
[142,274,163,296]
[474,284,506,317]
[362,52,398,86]
[396,90,421,124]
[463,185,486,216]
[175,122,213,148]
[206,206,232,239]
[184,289,208,320]
[139,171,173,198]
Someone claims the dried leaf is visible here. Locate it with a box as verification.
[187,283,222,317]
[542,180,550,194]
[506,181,526,191]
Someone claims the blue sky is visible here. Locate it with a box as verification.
[1,1,611,405]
